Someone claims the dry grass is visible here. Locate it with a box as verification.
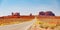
[28,16,60,30]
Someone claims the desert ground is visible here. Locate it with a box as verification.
[0,16,60,30]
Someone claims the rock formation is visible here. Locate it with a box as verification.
[39,11,55,16]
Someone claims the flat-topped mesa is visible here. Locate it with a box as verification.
[12,12,20,16]
[0,12,34,19]
[39,11,55,16]
[0,12,21,18]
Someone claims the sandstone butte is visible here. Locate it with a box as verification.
[0,15,60,26]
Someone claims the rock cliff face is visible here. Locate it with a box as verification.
[45,11,55,16]
[12,12,20,16]
[39,11,55,16]
[39,11,45,16]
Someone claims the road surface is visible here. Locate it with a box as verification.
[0,18,36,30]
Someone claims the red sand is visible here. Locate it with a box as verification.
[0,15,60,25]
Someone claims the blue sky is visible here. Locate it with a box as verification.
[0,0,60,16]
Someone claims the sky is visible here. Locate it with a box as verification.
[0,0,60,16]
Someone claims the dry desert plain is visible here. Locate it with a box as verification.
[0,16,35,25]
[29,16,60,30]
[0,16,60,30]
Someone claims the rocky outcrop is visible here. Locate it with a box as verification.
[39,11,55,16]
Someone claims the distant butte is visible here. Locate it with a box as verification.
[0,11,58,19]
[39,11,55,16]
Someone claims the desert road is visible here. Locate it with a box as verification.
[0,18,36,30]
